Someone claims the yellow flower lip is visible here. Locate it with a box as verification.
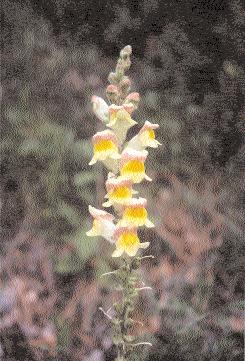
[120,197,155,228]
[103,174,136,207]
[119,149,152,183]
[112,225,150,257]
[89,130,121,165]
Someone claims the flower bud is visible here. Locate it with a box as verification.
[106,84,119,103]
[125,92,140,106]
[106,84,119,95]
[120,45,132,58]
[120,76,131,94]
[108,72,117,84]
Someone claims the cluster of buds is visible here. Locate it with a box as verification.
[87,46,161,360]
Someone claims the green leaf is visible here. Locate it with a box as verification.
[73,139,92,159]
[54,252,81,274]
[19,139,40,154]
[74,171,95,186]
[57,201,81,227]
[73,226,99,261]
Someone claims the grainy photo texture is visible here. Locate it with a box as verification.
[1,1,244,360]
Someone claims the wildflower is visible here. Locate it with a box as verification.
[120,149,152,183]
[127,121,161,150]
[112,226,150,257]
[120,45,132,57]
[103,174,137,207]
[86,206,115,243]
[106,84,119,103]
[91,95,109,123]
[120,197,154,228]
[89,129,121,165]
[88,45,159,360]
[125,92,140,111]
[107,105,137,143]
[120,77,131,94]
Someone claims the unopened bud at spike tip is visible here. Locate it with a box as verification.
[106,84,119,95]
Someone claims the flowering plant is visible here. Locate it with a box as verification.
[87,45,160,361]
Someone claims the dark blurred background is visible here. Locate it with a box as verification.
[1,0,244,360]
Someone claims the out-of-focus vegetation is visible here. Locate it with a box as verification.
[1,0,244,360]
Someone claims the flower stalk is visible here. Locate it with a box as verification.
[87,45,161,360]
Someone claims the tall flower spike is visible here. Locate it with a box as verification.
[88,45,159,360]
[119,197,154,228]
[86,206,115,243]
[89,129,121,165]
[111,226,150,257]
[120,148,152,183]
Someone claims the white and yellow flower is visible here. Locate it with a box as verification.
[91,95,109,123]
[125,92,140,111]
[89,130,121,166]
[120,149,152,183]
[86,205,115,243]
[120,197,154,228]
[103,174,137,207]
[107,104,137,143]
[111,226,150,257]
[127,121,161,150]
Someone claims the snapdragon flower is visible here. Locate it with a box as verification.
[107,104,137,143]
[103,174,137,207]
[89,129,121,165]
[111,226,150,257]
[120,148,152,183]
[125,92,140,111]
[127,120,161,150]
[119,197,154,228]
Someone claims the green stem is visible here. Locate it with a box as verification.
[114,258,138,361]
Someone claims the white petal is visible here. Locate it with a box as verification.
[112,248,124,257]
[101,220,116,243]
[145,219,155,228]
[102,200,112,208]
[102,158,119,173]
[86,229,98,237]
[126,135,143,151]
[144,174,152,182]
[110,153,121,160]
[89,156,97,165]
[140,242,150,249]
[92,96,109,123]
